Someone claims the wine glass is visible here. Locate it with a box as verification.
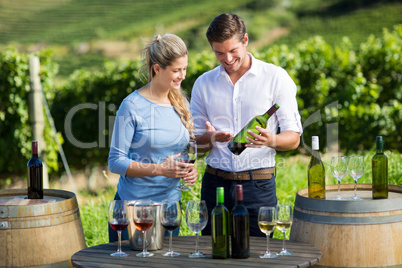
[186,200,208,258]
[160,200,181,257]
[275,204,293,256]
[348,155,364,200]
[331,156,348,200]
[108,200,130,257]
[258,206,278,259]
[133,200,155,257]
[176,139,197,192]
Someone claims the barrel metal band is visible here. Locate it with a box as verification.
[0,207,80,229]
[295,195,402,213]
[294,209,402,225]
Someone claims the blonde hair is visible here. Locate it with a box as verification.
[141,33,195,138]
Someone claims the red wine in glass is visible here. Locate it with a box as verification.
[110,221,129,231]
[161,199,182,257]
[161,221,180,231]
[108,200,129,257]
[176,140,197,192]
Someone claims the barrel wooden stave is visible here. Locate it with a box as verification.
[0,189,86,267]
[290,184,402,268]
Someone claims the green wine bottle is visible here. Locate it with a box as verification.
[372,136,388,199]
[212,187,230,259]
[308,136,326,199]
[228,104,279,155]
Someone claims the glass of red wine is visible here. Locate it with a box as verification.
[176,139,197,192]
[133,200,155,257]
[160,199,181,257]
[108,200,130,257]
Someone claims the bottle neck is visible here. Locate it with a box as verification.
[32,141,38,157]
[235,185,244,205]
[264,104,279,117]
[376,137,384,154]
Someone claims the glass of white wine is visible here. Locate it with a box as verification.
[275,204,293,256]
[258,206,277,258]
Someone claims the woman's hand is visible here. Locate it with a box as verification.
[182,166,198,186]
[156,153,195,179]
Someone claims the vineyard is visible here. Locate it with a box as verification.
[0,0,401,77]
[0,0,401,183]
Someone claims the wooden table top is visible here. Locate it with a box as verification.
[72,236,321,268]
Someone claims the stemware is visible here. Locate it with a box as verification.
[133,200,155,257]
[176,139,197,192]
[108,200,130,257]
[258,207,278,259]
[160,200,181,257]
[331,156,348,200]
[348,155,364,200]
[186,200,208,258]
[275,204,293,256]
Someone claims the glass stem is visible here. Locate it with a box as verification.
[282,231,286,251]
[266,234,270,254]
[337,180,341,197]
[169,230,173,252]
[143,231,147,254]
[354,179,358,197]
[195,232,200,253]
[117,230,122,253]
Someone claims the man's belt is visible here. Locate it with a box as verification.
[205,165,275,181]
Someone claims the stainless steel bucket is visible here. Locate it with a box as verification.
[128,201,164,251]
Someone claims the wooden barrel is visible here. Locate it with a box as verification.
[290,184,402,267]
[0,189,86,267]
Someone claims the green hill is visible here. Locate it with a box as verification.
[0,0,400,78]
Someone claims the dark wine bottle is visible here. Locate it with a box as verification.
[27,141,43,199]
[372,136,388,199]
[308,136,325,199]
[231,185,249,259]
[228,103,279,155]
[212,187,230,259]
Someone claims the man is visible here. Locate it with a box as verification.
[190,13,302,236]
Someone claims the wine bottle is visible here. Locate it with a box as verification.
[27,141,43,199]
[228,103,279,155]
[308,136,325,199]
[212,187,230,259]
[231,185,249,259]
[372,136,388,199]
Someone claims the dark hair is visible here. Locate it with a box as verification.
[206,13,247,44]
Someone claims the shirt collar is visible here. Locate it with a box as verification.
[218,52,259,78]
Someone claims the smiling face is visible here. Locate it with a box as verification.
[154,55,188,91]
[211,33,250,76]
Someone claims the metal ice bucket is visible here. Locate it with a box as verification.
[128,201,164,251]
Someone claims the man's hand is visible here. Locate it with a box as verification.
[196,121,233,152]
[245,126,300,150]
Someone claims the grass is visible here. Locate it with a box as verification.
[79,150,401,247]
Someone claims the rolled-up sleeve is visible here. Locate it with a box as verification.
[274,68,303,135]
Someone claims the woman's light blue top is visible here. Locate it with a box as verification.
[108,90,189,202]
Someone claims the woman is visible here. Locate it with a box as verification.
[108,33,198,242]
